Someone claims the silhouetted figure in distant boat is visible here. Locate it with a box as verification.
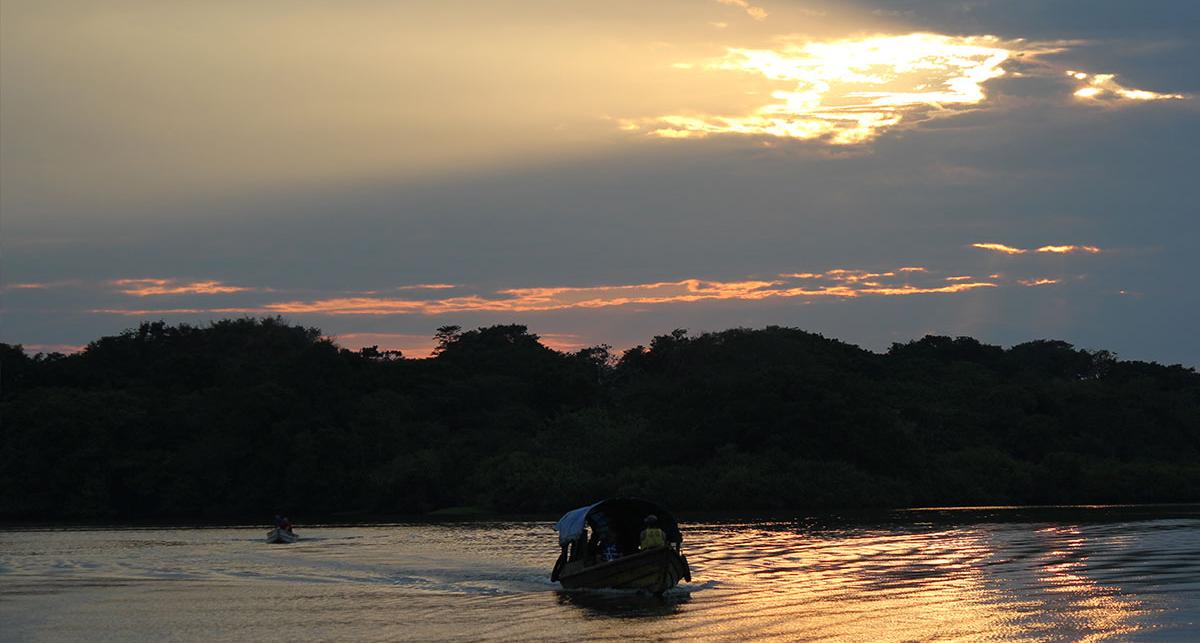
[274,514,294,534]
[639,515,665,550]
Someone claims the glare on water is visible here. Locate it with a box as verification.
[1,507,1198,641]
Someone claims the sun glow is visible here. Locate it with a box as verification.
[648,33,1038,144]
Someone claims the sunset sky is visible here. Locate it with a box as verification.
[2,0,1197,363]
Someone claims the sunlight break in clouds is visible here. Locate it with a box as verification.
[1067,71,1185,102]
[648,34,1043,144]
[111,278,254,296]
[971,243,1101,255]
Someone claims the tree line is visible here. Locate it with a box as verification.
[2,318,1198,521]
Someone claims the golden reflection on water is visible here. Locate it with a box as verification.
[1029,526,1144,642]
[658,521,1151,641]
[676,526,1005,640]
[3,514,1193,641]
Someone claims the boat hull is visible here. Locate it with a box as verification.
[266,528,298,544]
[558,547,690,594]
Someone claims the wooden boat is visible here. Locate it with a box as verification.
[556,544,690,594]
[266,527,298,544]
[552,498,691,595]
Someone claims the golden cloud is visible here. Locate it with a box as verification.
[857,283,996,296]
[823,269,897,283]
[92,268,1001,317]
[972,243,1101,255]
[112,278,254,296]
[1035,245,1100,254]
[1019,278,1060,287]
[971,242,1027,255]
[1067,71,1185,102]
[716,0,768,20]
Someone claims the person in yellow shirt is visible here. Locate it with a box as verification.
[639,515,666,550]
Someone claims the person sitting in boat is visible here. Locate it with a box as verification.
[599,530,623,562]
[279,516,294,534]
[639,515,666,550]
[567,532,586,562]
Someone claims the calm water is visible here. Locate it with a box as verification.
[2,507,1199,641]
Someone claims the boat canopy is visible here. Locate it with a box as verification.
[555,502,602,545]
[554,498,682,547]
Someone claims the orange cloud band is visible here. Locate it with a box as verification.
[112,278,253,296]
[92,269,999,317]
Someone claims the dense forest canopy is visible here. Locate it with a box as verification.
[2,318,1198,521]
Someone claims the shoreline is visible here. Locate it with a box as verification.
[5,502,1199,532]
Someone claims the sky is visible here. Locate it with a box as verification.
[2,0,1198,364]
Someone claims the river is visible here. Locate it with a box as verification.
[2,506,1198,641]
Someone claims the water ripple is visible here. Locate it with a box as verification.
[2,507,1199,640]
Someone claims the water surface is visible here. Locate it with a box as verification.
[2,506,1198,641]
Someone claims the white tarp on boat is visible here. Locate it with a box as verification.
[554,502,602,545]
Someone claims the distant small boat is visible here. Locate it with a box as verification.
[552,498,691,595]
[266,528,298,544]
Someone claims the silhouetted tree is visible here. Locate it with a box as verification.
[1,320,1197,521]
